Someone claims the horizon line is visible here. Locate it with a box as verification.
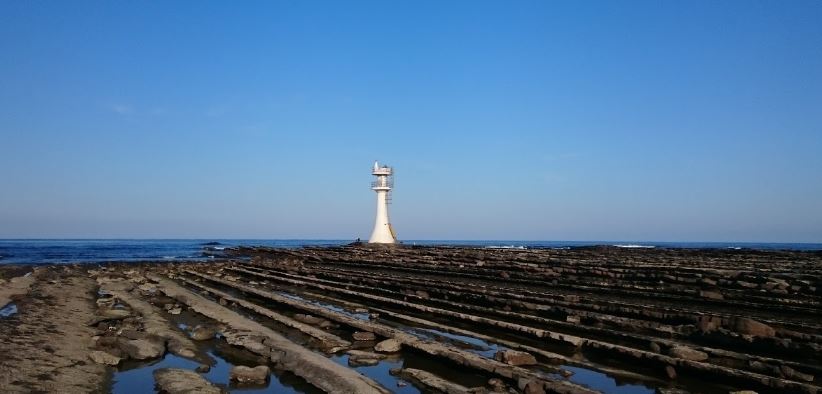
[0,238,820,245]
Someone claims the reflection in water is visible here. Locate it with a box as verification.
[109,284,660,394]
[113,351,306,393]
[414,328,500,358]
[331,354,420,394]
[564,366,655,394]
[276,292,370,320]
[112,349,659,394]
[113,353,198,393]
[0,303,17,317]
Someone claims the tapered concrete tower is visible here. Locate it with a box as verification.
[369,161,397,244]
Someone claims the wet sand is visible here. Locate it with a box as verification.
[0,245,819,394]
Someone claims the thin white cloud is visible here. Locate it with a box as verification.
[107,103,134,115]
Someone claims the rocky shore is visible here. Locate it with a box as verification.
[0,245,819,393]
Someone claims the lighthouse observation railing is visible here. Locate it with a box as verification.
[372,166,392,175]
[371,179,394,189]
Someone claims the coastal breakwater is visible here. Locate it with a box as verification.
[0,245,819,393]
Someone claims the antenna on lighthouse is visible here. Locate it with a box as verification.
[369,161,396,244]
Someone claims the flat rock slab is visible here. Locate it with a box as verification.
[0,272,36,309]
[88,308,132,326]
[349,357,380,367]
[181,272,350,353]
[494,349,537,366]
[353,331,377,341]
[148,274,391,394]
[121,338,166,360]
[294,313,326,325]
[399,368,481,394]
[88,350,122,366]
[210,268,595,394]
[154,368,224,394]
[668,345,709,362]
[0,269,106,392]
[229,365,270,384]
[102,277,206,362]
[190,325,218,341]
[347,349,390,367]
[347,349,388,360]
[374,339,401,353]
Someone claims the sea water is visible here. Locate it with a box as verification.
[0,239,820,264]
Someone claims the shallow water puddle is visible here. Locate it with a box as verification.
[562,366,655,394]
[331,354,420,394]
[276,291,370,320]
[214,280,624,392]
[268,287,508,361]
[373,316,657,393]
[113,350,307,394]
[421,329,490,348]
[415,328,500,357]
[113,306,317,394]
[245,286,658,394]
[375,316,500,358]
[0,302,18,317]
[113,353,199,393]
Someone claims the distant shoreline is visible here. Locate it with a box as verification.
[1,239,821,266]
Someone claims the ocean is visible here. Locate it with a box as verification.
[0,239,820,265]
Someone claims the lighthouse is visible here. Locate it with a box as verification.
[369,161,397,244]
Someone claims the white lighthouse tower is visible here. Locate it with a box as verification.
[369,161,397,244]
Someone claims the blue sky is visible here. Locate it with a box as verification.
[1,1,820,242]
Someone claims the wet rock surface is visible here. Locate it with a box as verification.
[347,349,388,363]
[230,245,821,394]
[89,350,122,366]
[88,308,132,325]
[0,266,107,392]
[375,338,402,353]
[154,367,224,394]
[148,273,391,393]
[190,324,218,341]
[353,331,378,341]
[399,368,485,393]
[1,245,820,394]
[494,349,537,366]
[121,338,166,360]
[229,365,271,384]
[0,269,35,309]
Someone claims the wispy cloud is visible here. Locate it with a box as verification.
[107,103,134,115]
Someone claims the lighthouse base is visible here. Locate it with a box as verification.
[369,222,396,244]
[369,190,396,244]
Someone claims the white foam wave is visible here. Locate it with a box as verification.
[613,244,655,249]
